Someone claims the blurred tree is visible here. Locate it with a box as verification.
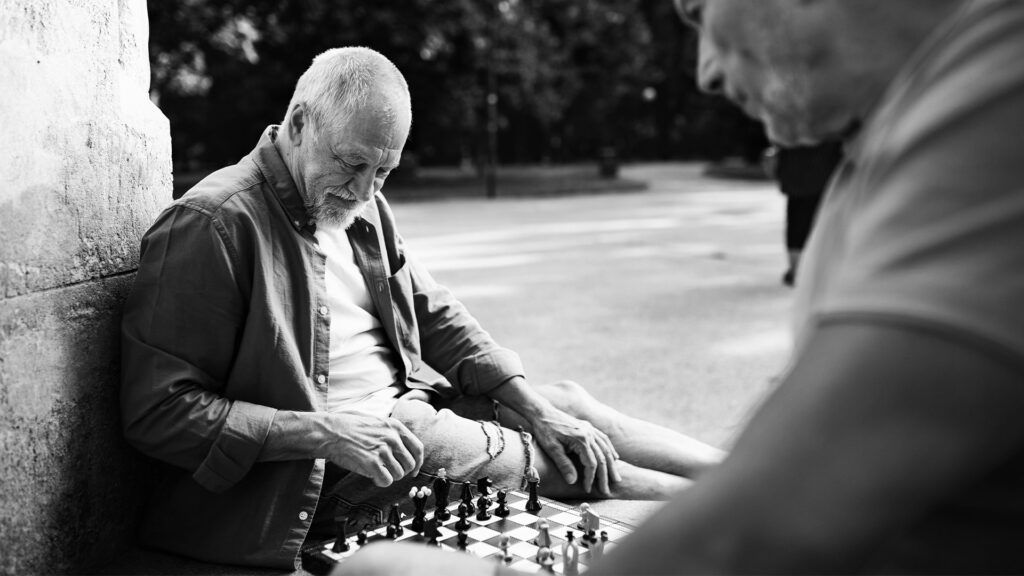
[149,0,767,170]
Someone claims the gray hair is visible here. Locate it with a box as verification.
[284,46,411,135]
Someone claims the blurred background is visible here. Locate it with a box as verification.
[148,0,769,196]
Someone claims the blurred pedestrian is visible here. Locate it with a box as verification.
[768,142,843,286]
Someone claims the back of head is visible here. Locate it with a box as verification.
[285,46,411,137]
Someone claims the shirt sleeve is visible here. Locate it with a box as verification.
[120,203,276,493]
[806,7,1024,368]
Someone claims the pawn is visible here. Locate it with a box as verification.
[533,519,552,548]
[494,489,510,517]
[497,533,512,564]
[331,519,350,553]
[460,481,476,515]
[476,493,492,521]
[536,547,555,573]
[456,530,469,550]
[356,527,368,546]
[424,517,441,547]
[454,502,471,532]
[386,503,404,538]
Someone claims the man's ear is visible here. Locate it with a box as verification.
[287,103,307,146]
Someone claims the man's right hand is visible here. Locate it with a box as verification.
[258,410,424,486]
[319,412,424,487]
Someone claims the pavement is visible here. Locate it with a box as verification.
[391,162,793,450]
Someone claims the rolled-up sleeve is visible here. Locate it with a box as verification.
[121,204,274,492]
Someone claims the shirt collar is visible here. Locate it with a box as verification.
[251,125,313,232]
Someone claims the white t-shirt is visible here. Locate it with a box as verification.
[315,224,400,417]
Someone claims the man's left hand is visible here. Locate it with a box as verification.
[530,408,621,495]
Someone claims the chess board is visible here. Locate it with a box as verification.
[301,489,635,574]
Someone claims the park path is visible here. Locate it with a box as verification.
[389,162,793,449]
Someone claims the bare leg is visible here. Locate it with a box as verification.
[497,381,725,479]
[532,452,691,500]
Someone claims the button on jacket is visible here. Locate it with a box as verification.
[120,126,524,568]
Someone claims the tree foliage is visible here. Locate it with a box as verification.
[148,0,765,169]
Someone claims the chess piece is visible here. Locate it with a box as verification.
[460,481,476,514]
[456,530,469,550]
[584,529,597,548]
[562,531,580,576]
[578,502,601,534]
[533,519,552,548]
[424,517,441,547]
[454,502,471,532]
[411,486,431,533]
[356,527,368,546]
[477,476,493,497]
[386,503,403,538]
[476,492,492,521]
[536,547,555,573]
[433,468,452,521]
[498,533,512,564]
[494,489,510,517]
[331,519,350,553]
[591,530,608,560]
[525,466,542,513]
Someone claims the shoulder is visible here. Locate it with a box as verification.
[174,156,268,223]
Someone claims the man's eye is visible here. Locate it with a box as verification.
[376,168,392,178]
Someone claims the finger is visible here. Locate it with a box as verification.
[365,460,394,488]
[541,438,578,485]
[594,449,610,496]
[392,419,425,475]
[595,433,622,483]
[578,441,599,493]
[379,450,406,485]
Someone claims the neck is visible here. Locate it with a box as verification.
[844,0,969,119]
[273,129,310,204]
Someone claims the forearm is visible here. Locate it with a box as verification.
[487,375,559,422]
[258,410,335,462]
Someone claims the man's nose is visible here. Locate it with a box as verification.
[696,35,725,94]
[350,169,375,201]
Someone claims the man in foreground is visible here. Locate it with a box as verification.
[120,47,720,569]
[343,0,1024,573]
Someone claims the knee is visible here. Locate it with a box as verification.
[543,380,598,417]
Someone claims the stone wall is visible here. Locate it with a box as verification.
[0,1,170,573]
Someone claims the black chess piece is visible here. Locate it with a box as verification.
[454,503,471,532]
[410,486,431,533]
[356,527,368,546]
[387,504,403,538]
[476,476,493,497]
[424,517,441,547]
[433,469,452,521]
[456,531,469,550]
[476,493,492,521]
[525,467,542,513]
[331,519,350,553]
[460,481,476,514]
[494,489,510,517]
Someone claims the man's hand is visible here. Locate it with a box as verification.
[320,412,425,486]
[257,410,424,487]
[531,408,621,495]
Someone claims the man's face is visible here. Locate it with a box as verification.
[680,0,870,146]
[295,104,408,229]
